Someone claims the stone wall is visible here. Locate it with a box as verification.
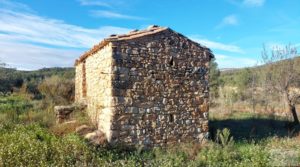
[75,63,83,102]
[75,28,211,147]
[75,44,114,140]
[108,29,211,147]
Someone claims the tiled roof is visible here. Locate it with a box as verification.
[75,25,212,65]
[106,26,168,41]
[75,25,168,65]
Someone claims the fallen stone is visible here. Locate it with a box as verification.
[75,125,94,136]
[61,120,77,125]
[84,130,107,145]
[54,105,75,115]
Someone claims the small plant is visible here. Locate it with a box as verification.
[216,128,234,147]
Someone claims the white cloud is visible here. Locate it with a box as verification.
[0,40,82,70]
[78,0,144,20]
[0,10,131,48]
[191,37,255,68]
[0,2,132,70]
[0,0,32,12]
[78,0,110,7]
[90,10,145,20]
[243,0,265,7]
[191,37,244,54]
[216,14,238,29]
[223,15,238,25]
[78,0,126,8]
[215,54,257,68]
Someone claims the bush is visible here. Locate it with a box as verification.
[0,95,56,126]
[0,93,299,166]
[0,95,33,123]
[38,76,74,105]
[0,124,104,166]
[0,95,33,113]
[0,122,299,166]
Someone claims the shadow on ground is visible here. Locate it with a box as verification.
[209,118,300,142]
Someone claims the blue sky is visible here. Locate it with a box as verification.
[0,0,300,70]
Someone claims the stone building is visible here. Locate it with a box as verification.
[74,25,214,147]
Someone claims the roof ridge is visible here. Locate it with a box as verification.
[105,26,168,41]
[75,26,169,65]
[75,25,213,65]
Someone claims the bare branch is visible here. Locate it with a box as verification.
[261,43,300,124]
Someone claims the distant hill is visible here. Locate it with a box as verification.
[220,56,300,87]
[221,56,300,75]
[0,67,74,93]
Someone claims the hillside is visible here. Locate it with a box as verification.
[0,67,74,94]
[220,56,300,87]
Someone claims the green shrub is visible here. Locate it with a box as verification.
[0,122,299,167]
[0,94,299,166]
[38,76,74,105]
[0,95,33,113]
[0,124,104,166]
[216,128,234,147]
[0,95,33,123]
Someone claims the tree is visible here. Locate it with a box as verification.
[261,44,300,125]
[235,68,252,91]
[209,58,222,100]
[233,68,254,100]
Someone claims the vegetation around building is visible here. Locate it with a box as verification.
[0,45,300,166]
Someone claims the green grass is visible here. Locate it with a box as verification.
[0,95,32,114]
[0,95,299,166]
[0,123,104,166]
[0,95,33,124]
[0,123,299,166]
[0,95,55,126]
[209,110,299,141]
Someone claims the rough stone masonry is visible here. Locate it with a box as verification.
[74,25,214,147]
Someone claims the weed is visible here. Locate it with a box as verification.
[216,128,234,147]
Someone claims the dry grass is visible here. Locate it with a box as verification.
[210,101,300,121]
[49,120,81,136]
